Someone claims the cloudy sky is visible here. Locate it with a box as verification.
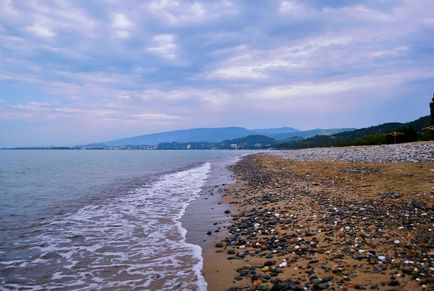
[1,0,433,146]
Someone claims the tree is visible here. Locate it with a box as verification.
[430,94,434,126]
[423,94,434,140]
[386,131,404,144]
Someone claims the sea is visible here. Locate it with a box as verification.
[0,150,250,290]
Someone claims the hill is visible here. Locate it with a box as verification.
[249,127,299,137]
[272,128,354,140]
[277,116,430,149]
[157,135,276,150]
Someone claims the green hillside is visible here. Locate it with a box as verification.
[276,116,430,149]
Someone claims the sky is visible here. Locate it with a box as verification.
[0,0,433,147]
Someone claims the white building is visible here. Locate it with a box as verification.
[230,144,238,149]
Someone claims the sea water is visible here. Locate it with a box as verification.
[0,150,247,290]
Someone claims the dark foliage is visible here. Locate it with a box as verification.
[219,135,275,148]
[430,96,434,126]
[278,116,429,149]
[156,135,275,150]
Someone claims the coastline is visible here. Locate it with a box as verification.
[181,156,241,290]
[203,142,433,290]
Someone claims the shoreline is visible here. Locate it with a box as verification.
[203,142,433,290]
[181,156,241,290]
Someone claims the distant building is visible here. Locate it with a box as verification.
[186,144,191,149]
[254,143,262,148]
[230,144,238,149]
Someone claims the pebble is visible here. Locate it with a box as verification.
[262,266,270,272]
[253,279,262,288]
[218,148,434,291]
[274,143,434,163]
[378,256,386,261]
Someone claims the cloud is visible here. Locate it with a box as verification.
[251,80,369,101]
[1,0,434,146]
[26,23,55,38]
[145,34,178,60]
[112,14,132,30]
[146,0,237,25]
[112,13,133,38]
[0,0,18,16]
[205,64,268,80]
[369,46,408,59]
[5,100,181,123]
[202,35,352,81]
[278,0,310,17]
[248,68,434,102]
[132,113,180,121]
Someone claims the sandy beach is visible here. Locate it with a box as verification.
[203,142,434,290]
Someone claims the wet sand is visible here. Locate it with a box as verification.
[203,144,433,290]
[181,156,240,290]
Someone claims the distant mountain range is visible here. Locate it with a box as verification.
[5,116,429,150]
[86,127,354,147]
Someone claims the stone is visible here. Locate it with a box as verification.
[381,192,401,199]
[317,282,330,289]
[388,280,400,286]
[279,261,288,268]
[264,260,276,266]
[253,279,262,289]
[311,278,322,285]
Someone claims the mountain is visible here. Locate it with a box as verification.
[87,126,354,147]
[250,127,299,136]
[100,127,251,146]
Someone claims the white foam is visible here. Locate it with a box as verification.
[1,163,211,290]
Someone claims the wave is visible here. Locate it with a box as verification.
[0,163,211,290]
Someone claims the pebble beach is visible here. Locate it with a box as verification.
[203,142,434,290]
